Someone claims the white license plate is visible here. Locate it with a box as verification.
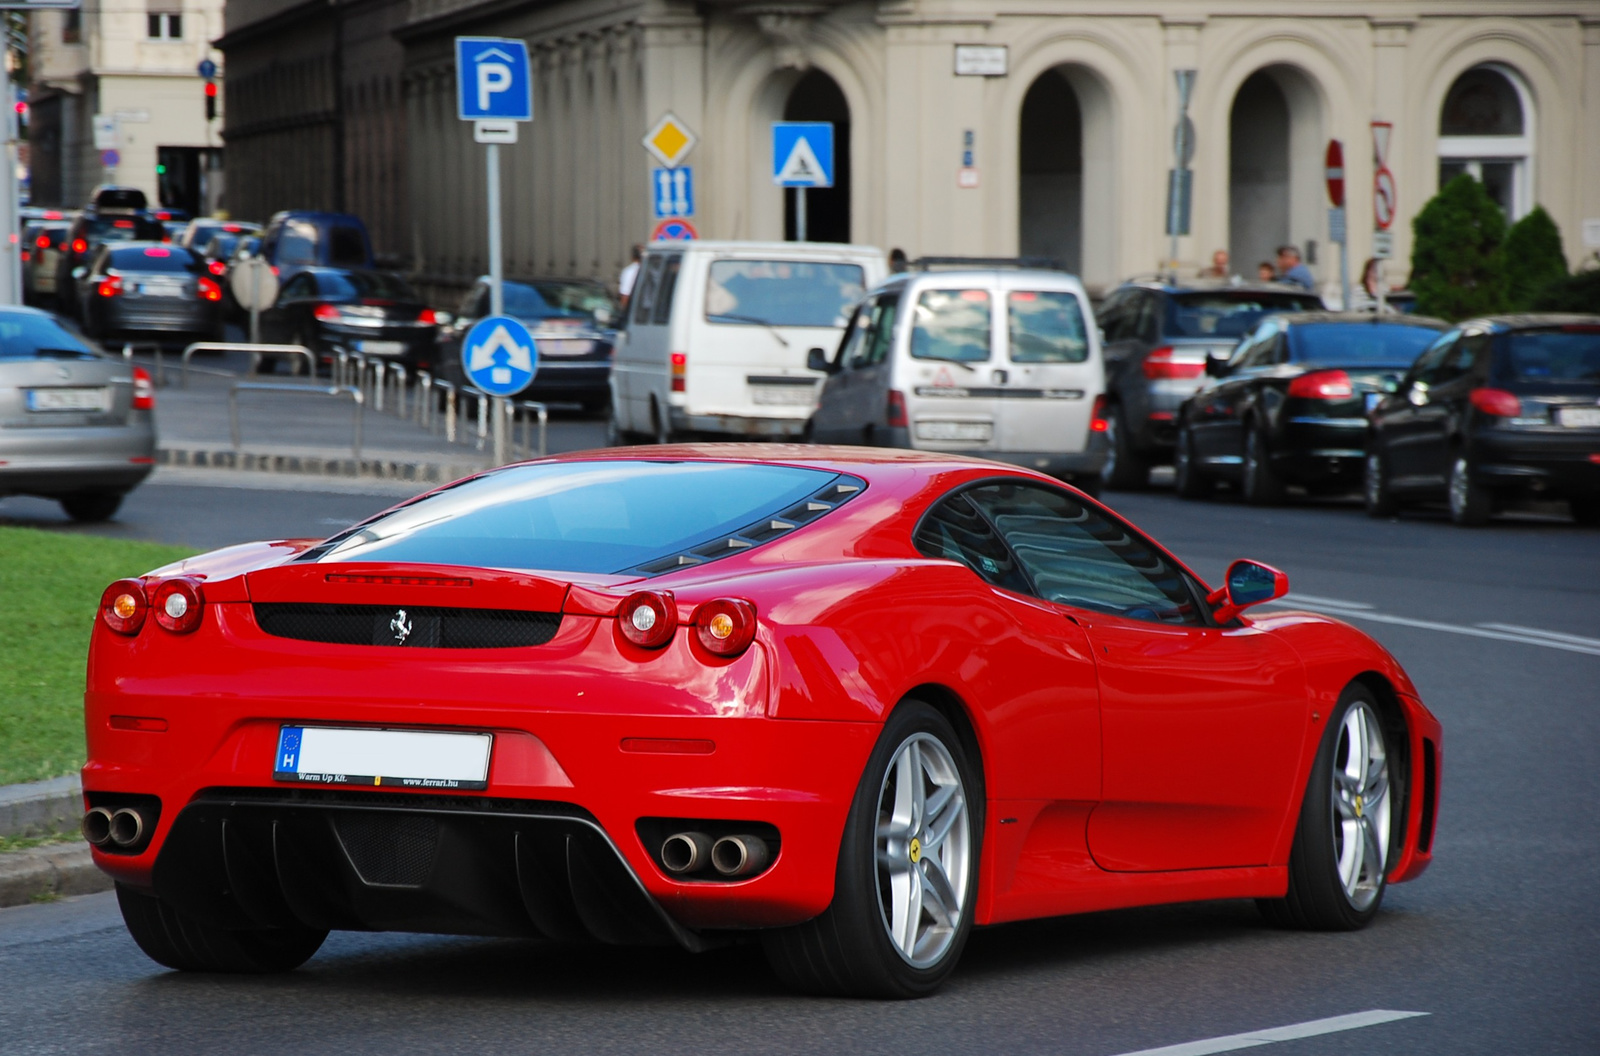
[537,339,592,357]
[1556,406,1600,428]
[751,384,816,406]
[358,340,407,356]
[137,283,185,298]
[274,726,492,790]
[26,387,111,412]
[915,420,993,442]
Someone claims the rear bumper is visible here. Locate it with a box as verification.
[1471,429,1600,498]
[671,408,808,438]
[1273,416,1369,485]
[0,420,156,497]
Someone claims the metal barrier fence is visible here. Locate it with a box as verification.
[180,343,316,388]
[230,382,365,459]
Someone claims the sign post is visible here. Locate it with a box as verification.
[1166,70,1197,279]
[1325,139,1350,310]
[456,37,532,460]
[772,122,834,242]
[1371,121,1395,313]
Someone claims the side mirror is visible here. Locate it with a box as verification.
[1205,351,1230,377]
[806,347,837,374]
[1208,559,1288,622]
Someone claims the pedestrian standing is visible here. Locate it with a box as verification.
[1275,245,1316,290]
[618,244,643,307]
[889,248,908,273]
[1205,249,1230,279]
[1257,261,1276,282]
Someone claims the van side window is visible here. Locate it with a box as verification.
[651,255,682,325]
[1008,291,1088,363]
[848,293,899,369]
[834,302,872,368]
[910,289,991,364]
[631,257,664,325]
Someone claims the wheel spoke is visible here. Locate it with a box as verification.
[1343,817,1366,895]
[888,864,915,955]
[1362,768,1389,805]
[922,790,965,852]
[892,742,919,833]
[899,865,924,954]
[919,858,957,927]
[1334,793,1359,820]
[1362,817,1386,880]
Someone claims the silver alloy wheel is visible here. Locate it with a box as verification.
[1448,456,1470,517]
[1331,701,1391,911]
[874,732,971,968]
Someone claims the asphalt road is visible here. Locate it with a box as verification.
[2,475,1596,1055]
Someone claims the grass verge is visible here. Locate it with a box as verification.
[0,527,194,785]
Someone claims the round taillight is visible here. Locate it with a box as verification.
[151,578,205,634]
[100,579,148,635]
[618,590,676,649]
[692,598,757,658]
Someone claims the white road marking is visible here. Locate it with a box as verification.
[1280,592,1374,610]
[1106,1009,1429,1056]
[1267,599,1600,657]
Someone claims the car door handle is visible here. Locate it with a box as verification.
[992,369,1008,385]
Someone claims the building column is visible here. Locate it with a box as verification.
[1579,18,1600,267]
[1369,18,1413,274]
[1161,17,1203,273]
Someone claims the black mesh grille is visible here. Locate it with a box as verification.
[333,813,440,886]
[254,604,561,648]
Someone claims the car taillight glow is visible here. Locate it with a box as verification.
[314,304,343,322]
[1470,388,1522,417]
[887,389,908,427]
[670,352,687,392]
[197,277,222,302]
[132,366,155,410]
[619,590,677,649]
[143,246,170,257]
[418,308,438,325]
[1090,394,1108,433]
[1142,347,1205,380]
[113,219,134,229]
[100,579,148,635]
[207,260,226,276]
[151,578,205,634]
[71,238,87,255]
[97,275,123,298]
[34,235,48,248]
[1287,369,1355,399]
[692,598,757,658]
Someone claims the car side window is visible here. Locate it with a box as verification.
[631,256,665,326]
[279,274,316,301]
[1095,291,1127,342]
[1230,325,1275,370]
[963,482,1203,625]
[1407,335,1457,388]
[1134,294,1163,343]
[651,255,682,326]
[913,492,1031,594]
[858,294,899,368]
[1443,333,1490,383]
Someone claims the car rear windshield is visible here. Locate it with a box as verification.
[1166,292,1322,338]
[1008,290,1089,363]
[706,260,865,328]
[0,313,95,359]
[306,461,838,573]
[911,288,991,363]
[82,216,161,244]
[1288,322,1442,366]
[505,281,618,327]
[205,234,241,258]
[1495,328,1600,384]
[107,246,200,273]
[317,271,417,302]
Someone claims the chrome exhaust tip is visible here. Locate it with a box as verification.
[108,807,145,848]
[660,832,713,874]
[82,807,115,847]
[711,834,770,877]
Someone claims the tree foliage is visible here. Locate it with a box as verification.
[1409,174,1508,320]
[1502,206,1569,311]
[1530,268,1600,314]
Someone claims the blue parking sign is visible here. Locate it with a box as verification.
[456,38,532,122]
[462,315,538,397]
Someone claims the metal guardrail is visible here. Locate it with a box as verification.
[230,382,365,459]
[181,342,316,388]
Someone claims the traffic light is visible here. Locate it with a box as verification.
[204,80,217,121]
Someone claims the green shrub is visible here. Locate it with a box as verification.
[1529,268,1600,314]
[1409,174,1508,320]
[1503,206,1568,311]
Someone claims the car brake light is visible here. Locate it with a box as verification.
[143,246,170,257]
[314,304,342,322]
[223,224,242,233]
[670,352,687,393]
[1470,388,1522,417]
[132,366,155,410]
[692,598,757,657]
[197,277,222,302]
[270,265,279,276]
[100,579,149,635]
[34,235,48,248]
[71,238,87,254]
[1090,394,1109,433]
[1287,369,1355,399]
[618,590,676,649]
[1142,347,1205,380]
[207,260,226,276]
[19,249,28,262]
[418,308,438,325]
[887,389,908,427]
[97,275,124,298]
[151,578,205,634]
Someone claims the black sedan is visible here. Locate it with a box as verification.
[54,212,167,317]
[1175,312,1446,503]
[77,243,224,348]
[259,268,439,372]
[1365,315,1600,526]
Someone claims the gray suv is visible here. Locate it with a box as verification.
[1095,281,1323,489]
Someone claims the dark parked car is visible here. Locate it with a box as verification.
[259,268,438,371]
[77,243,224,348]
[55,211,167,317]
[1365,315,1600,526]
[180,218,261,252]
[437,277,619,411]
[257,211,373,284]
[1174,313,1447,503]
[1094,281,1325,489]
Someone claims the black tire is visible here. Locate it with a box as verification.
[59,492,123,523]
[762,701,983,998]
[1099,404,1150,491]
[1363,450,1399,518]
[651,400,675,445]
[1447,454,1491,526]
[1242,427,1286,505]
[1570,496,1600,526]
[1172,423,1212,499]
[116,883,327,973]
[1258,684,1395,931]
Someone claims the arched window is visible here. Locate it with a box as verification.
[1438,64,1532,219]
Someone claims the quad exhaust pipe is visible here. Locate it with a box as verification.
[82,806,147,849]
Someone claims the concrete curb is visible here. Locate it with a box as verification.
[0,844,111,908]
[0,776,83,840]
[158,446,492,483]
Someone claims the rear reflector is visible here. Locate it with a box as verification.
[1287,369,1355,399]
[325,573,474,587]
[1142,347,1204,380]
[887,389,908,428]
[619,738,716,755]
[109,716,169,732]
[1469,388,1522,417]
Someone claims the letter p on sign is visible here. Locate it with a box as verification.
[478,62,511,111]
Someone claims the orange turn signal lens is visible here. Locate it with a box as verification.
[100,579,148,635]
[692,598,757,658]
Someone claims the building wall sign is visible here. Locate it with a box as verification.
[954,45,1007,77]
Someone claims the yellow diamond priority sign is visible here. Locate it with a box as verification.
[643,113,697,169]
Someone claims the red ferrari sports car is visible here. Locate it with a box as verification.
[83,447,1441,997]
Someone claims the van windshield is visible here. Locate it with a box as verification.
[706,260,865,328]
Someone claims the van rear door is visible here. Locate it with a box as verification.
[900,284,1000,453]
[993,284,1099,457]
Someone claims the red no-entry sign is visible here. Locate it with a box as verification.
[1324,140,1345,207]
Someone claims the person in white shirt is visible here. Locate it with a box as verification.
[618,244,643,307]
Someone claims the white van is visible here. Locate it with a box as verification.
[610,241,886,442]
[808,266,1107,491]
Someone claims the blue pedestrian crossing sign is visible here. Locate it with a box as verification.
[462,315,538,397]
[456,38,533,122]
[652,167,694,219]
[772,122,834,188]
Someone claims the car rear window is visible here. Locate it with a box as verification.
[1008,290,1089,363]
[1288,323,1442,366]
[1495,328,1600,384]
[277,220,320,265]
[0,313,96,359]
[706,260,865,328]
[504,281,617,327]
[328,225,369,268]
[107,246,200,273]
[911,289,991,364]
[1166,292,1322,338]
[316,271,417,301]
[83,216,162,244]
[306,461,838,573]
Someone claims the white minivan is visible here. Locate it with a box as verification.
[610,241,886,442]
[808,266,1107,491]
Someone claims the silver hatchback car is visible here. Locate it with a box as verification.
[0,307,156,521]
